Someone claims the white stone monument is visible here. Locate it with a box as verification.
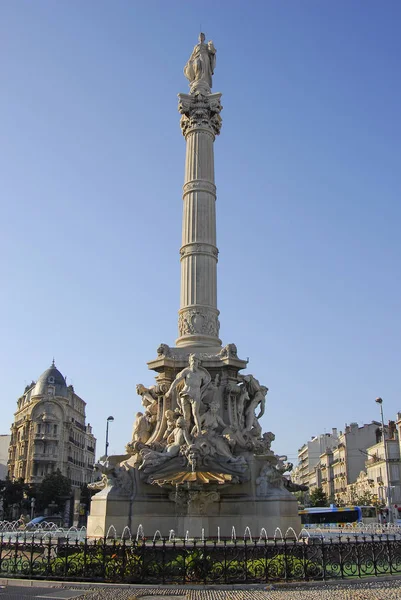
[87,35,302,539]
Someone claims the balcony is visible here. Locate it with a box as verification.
[35,432,59,441]
[32,453,58,461]
[68,456,85,467]
[69,436,84,449]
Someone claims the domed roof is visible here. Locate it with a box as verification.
[32,360,68,398]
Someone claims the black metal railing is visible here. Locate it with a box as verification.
[0,534,401,584]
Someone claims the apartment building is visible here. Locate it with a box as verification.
[8,362,96,489]
[295,429,339,489]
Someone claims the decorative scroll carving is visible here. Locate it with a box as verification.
[178,308,220,338]
[178,92,223,137]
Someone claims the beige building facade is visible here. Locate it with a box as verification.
[295,430,339,490]
[295,420,401,510]
[8,362,96,489]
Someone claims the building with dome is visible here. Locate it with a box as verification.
[7,362,96,489]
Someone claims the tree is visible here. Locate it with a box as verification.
[294,490,308,507]
[356,490,375,506]
[0,478,26,518]
[309,487,328,507]
[37,470,71,512]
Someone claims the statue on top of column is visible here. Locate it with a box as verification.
[184,33,216,94]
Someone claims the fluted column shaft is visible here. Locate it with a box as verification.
[176,92,223,347]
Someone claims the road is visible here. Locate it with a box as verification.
[0,587,85,600]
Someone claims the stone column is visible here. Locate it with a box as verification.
[176,91,223,348]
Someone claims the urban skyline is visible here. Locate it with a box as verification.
[2,1,401,465]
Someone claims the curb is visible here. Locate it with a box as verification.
[1,575,401,590]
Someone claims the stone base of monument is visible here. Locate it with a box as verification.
[87,456,301,539]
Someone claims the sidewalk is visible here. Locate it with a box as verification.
[2,579,401,600]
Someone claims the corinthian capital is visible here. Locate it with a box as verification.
[178,92,223,137]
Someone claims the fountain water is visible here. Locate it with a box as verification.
[258,527,268,542]
[243,526,252,543]
[185,530,189,542]
[201,528,205,542]
[0,520,23,532]
[168,529,175,542]
[121,526,132,540]
[231,526,236,542]
[285,527,298,541]
[136,524,144,541]
[299,528,311,539]
[217,526,220,543]
[153,530,163,542]
[273,527,283,541]
[106,525,117,539]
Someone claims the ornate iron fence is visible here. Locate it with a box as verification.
[0,534,401,584]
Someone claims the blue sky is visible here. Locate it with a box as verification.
[1,1,400,465]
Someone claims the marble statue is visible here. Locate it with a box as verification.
[218,343,238,359]
[165,354,211,434]
[240,375,268,431]
[199,398,226,433]
[184,33,216,93]
[136,383,158,418]
[256,462,284,495]
[89,455,133,496]
[132,411,152,444]
[165,416,192,456]
[163,409,177,440]
[236,384,249,429]
[197,399,236,460]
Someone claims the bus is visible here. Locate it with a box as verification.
[299,505,378,528]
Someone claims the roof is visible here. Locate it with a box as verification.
[32,361,68,398]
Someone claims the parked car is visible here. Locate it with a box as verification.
[26,515,64,529]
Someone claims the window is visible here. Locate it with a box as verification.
[53,424,58,435]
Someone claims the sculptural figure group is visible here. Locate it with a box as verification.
[99,349,293,492]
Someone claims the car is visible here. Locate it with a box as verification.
[26,515,64,529]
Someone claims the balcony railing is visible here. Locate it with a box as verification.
[32,453,58,461]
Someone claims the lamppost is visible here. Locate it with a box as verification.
[375,397,392,523]
[105,416,114,458]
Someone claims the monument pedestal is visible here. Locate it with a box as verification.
[87,453,301,539]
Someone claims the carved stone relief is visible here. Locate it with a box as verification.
[178,308,220,338]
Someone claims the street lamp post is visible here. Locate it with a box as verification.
[105,416,114,458]
[375,397,392,523]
